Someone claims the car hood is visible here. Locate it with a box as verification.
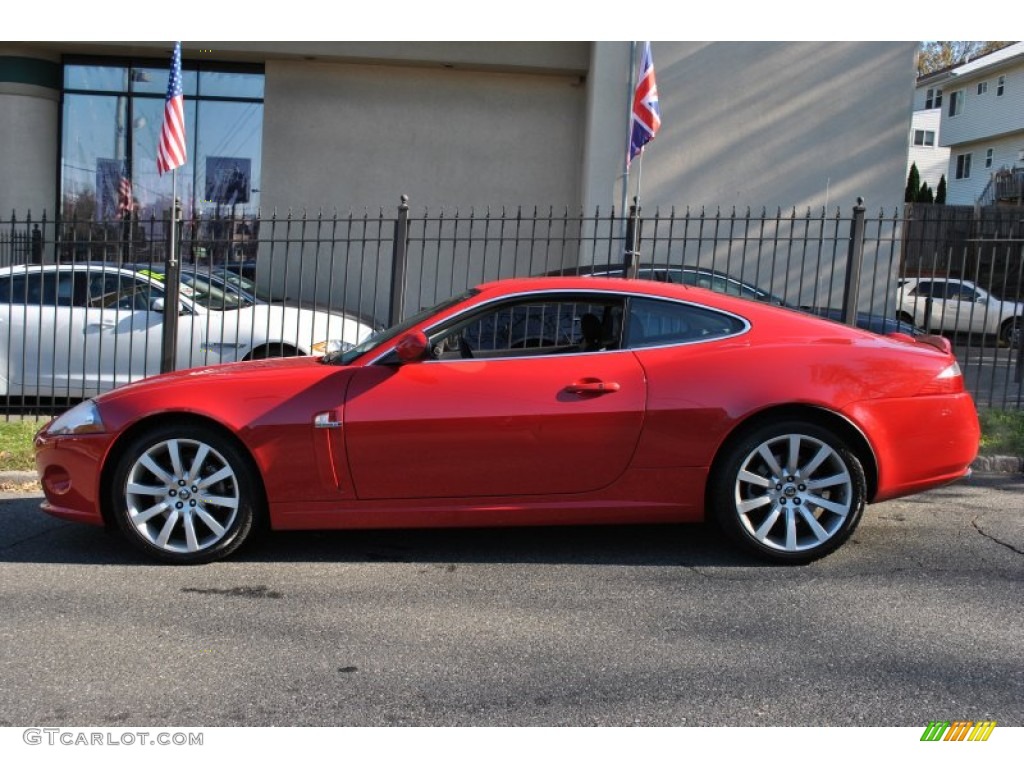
[207,303,374,346]
[90,356,358,433]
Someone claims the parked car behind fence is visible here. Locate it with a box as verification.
[0,263,374,401]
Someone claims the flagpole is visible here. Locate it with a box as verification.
[622,41,659,279]
[161,168,181,373]
[635,150,644,210]
[619,41,637,236]
[158,40,186,373]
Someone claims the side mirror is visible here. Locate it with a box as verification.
[151,297,190,315]
[394,330,429,363]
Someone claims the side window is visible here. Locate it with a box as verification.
[430,296,624,359]
[912,281,934,298]
[86,272,164,310]
[0,276,14,303]
[4,274,47,303]
[626,297,745,348]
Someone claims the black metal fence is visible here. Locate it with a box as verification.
[3,199,1022,416]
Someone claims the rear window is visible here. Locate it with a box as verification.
[626,297,746,348]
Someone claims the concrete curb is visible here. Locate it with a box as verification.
[0,471,40,486]
[970,455,1024,474]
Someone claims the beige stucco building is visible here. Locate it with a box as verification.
[2,41,918,220]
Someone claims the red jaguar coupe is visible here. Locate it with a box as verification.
[35,277,980,564]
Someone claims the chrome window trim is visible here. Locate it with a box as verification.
[367,288,751,365]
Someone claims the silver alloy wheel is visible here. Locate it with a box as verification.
[733,432,854,553]
[124,438,240,555]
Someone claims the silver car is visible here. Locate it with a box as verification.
[0,263,374,398]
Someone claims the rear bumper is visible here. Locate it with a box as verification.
[847,392,980,503]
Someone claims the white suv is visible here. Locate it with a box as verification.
[0,263,374,398]
[897,277,1022,347]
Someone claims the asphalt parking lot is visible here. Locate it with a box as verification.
[0,474,1021,727]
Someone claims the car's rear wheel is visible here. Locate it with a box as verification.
[110,424,261,564]
[711,421,866,564]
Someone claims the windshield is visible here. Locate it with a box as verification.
[177,271,253,310]
[214,269,274,303]
[138,267,256,311]
[325,290,478,365]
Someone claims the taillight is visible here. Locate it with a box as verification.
[918,361,964,394]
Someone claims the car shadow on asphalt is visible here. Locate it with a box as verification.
[0,497,762,567]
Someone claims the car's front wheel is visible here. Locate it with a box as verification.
[109,423,262,564]
[999,317,1021,348]
[711,421,867,564]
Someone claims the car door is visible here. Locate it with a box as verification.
[342,293,647,500]
[74,269,201,392]
[0,269,74,397]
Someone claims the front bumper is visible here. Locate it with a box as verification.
[34,430,115,526]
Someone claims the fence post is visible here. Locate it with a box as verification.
[160,197,182,374]
[842,197,866,326]
[389,194,410,326]
[622,198,641,278]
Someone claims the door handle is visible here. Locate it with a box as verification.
[565,380,620,395]
[86,321,116,331]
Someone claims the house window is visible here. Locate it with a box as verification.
[985,149,993,168]
[955,153,972,180]
[925,88,942,109]
[948,90,964,117]
[977,81,988,95]
[913,130,936,147]
[997,76,1005,96]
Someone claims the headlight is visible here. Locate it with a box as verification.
[45,400,106,436]
[310,339,353,356]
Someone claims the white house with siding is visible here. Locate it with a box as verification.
[907,71,950,193]
[934,41,1024,205]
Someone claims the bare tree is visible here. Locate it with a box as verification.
[918,42,1013,75]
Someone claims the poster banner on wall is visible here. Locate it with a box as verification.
[205,157,251,205]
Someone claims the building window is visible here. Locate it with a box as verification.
[955,153,972,180]
[997,76,1005,97]
[61,58,265,230]
[977,81,988,95]
[913,130,936,147]
[948,90,964,117]
[985,149,993,168]
[1018,149,1024,164]
[925,87,942,109]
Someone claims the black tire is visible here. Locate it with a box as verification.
[109,423,263,564]
[999,317,1020,348]
[710,420,867,564]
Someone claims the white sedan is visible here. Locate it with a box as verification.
[897,277,1022,347]
[0,263,375,398]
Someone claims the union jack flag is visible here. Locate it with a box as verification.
[629,41,661,164]
[157,42,187,175]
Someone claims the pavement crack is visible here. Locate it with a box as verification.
[971,515,1024,556]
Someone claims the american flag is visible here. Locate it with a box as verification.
[628,41,661,164]
[156,42,187,175]
[116,175,133,218]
